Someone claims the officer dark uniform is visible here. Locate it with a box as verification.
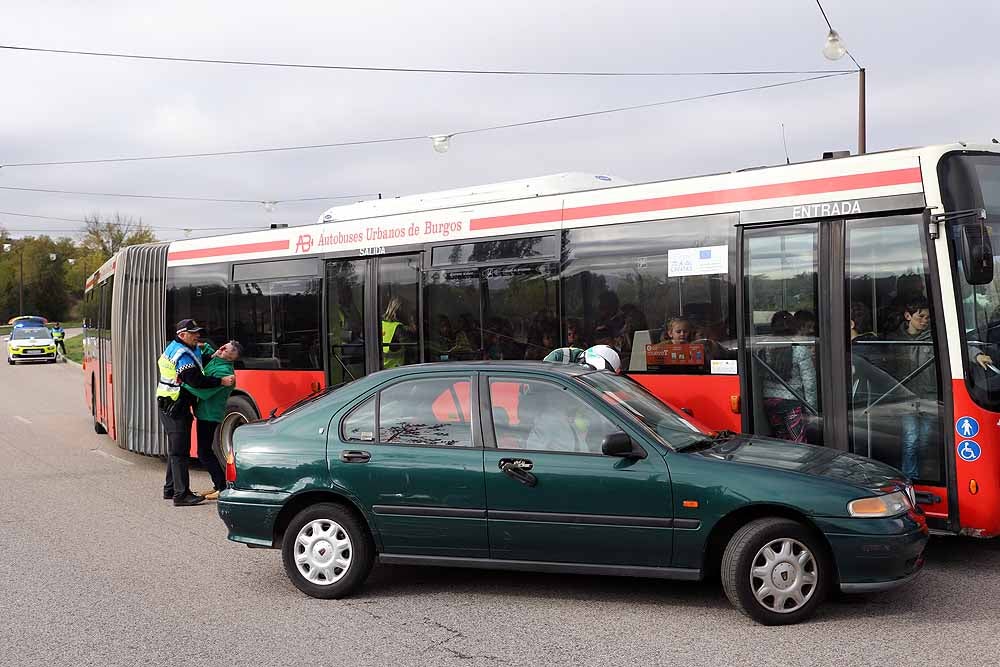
[157,319,231,506]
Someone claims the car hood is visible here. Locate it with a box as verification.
[692,435,906,489]
[8,338,53,347]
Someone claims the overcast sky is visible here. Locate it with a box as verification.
[1,1,997,242]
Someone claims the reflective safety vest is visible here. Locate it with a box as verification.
[156,340,203,403]
[52,328,66,341]
[381,320,403,369]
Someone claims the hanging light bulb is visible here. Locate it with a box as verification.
[430,135,452,154]
[823,29,847,60]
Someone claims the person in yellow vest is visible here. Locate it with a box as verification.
[381,296,409,369]
[156,319,235,506]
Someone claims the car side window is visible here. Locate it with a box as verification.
[488,377,620,454]
[378,376,473,447]
[342,396,376,442]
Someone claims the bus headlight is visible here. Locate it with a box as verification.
[848,491,910,517]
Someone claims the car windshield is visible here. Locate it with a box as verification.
[576,371,707,450]
[11,327,51,340]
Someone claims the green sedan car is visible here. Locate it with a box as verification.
[218,361,928,625]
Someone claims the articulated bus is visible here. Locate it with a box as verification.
[85,143,1000,537]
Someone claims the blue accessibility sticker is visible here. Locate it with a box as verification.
[956,416,980,438]
[957,440,982,462]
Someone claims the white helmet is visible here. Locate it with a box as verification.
[583,345,622,374]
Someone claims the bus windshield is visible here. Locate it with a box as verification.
[942,152,1000,409]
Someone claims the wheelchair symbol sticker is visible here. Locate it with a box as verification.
[958,440,982,462]
[956,417,980,438]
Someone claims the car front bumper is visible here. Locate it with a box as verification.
[816,515,928,592]
[218,488,290,548]
[10,350,56,361]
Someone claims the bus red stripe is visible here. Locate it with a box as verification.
[470,167,923,231]
[167,240,291,261]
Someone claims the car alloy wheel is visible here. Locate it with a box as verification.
[293,519,353,585]
[749,538,817,614]
[721,517,829,625]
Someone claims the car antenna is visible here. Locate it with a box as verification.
[781,123,791,165]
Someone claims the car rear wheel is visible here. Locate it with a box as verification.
[721,518,830,625]
[281,503,374,599]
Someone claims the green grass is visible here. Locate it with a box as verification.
[64,333,84,365]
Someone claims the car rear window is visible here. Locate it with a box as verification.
[377,376,473,447]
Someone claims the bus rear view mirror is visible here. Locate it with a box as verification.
[960,223,994,285]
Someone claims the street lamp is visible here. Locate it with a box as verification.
[816,0,865,155]
[2,242,25,316]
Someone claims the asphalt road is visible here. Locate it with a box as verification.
[2,360,1000,667]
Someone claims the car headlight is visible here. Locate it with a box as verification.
[9,346,20,352]
[848,491,910,517]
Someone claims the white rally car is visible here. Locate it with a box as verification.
[6,326,57,364]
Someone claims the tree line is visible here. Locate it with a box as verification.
[0,214,156,323]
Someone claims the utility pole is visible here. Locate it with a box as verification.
[18,248,24,316]
[2,243,24,315]
[858,67,866,155]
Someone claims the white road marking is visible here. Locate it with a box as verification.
[14,416,31,425]
[89,448,134,466]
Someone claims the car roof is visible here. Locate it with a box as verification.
[369,360,596,379]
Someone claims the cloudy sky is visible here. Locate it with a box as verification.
[1,1,997,242]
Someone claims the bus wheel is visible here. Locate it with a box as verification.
[215,394,257,465]
[92,386,107,435]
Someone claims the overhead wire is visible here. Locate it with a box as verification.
[0,185,377,204]
[0,209,278,231]
[0,44,856,77]
[1,72,853,168]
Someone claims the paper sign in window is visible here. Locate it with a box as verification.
[667,245,728,277]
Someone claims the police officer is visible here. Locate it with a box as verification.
[51,322,66,358]
[157,319,235,506]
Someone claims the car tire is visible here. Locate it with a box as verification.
[721,517,831,626]
[7,358,13,365]
[281,502,374,600]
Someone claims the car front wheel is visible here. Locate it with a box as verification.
[721,517,831,625]
[281,502,374,599]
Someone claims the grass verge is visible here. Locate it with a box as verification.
[65,333,84,365]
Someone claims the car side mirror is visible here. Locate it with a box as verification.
[601,432,645,459]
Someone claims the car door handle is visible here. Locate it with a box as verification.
[340,450,371,463]
[499,459,537,487]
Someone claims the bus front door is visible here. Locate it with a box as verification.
[739,214,953,529]
[741,223,828,447]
